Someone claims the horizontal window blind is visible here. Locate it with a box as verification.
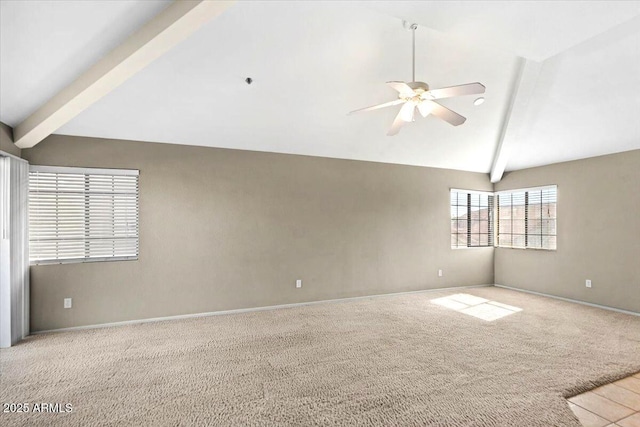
[497,185,557,250]
[450,189,494,248]
[29,166,139,264]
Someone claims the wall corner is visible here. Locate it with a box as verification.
[0,122,21,158]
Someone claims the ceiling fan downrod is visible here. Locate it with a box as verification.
[404,22,429,94]
[411,23,417,83]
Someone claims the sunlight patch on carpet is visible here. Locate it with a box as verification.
[431,293,522,321]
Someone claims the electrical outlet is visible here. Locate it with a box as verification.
[438,269,443,277]
[585,279,592,288]
[64,298,72,308]
[296,279,302,289]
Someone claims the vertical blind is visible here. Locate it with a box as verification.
[29,166,139,264]
[450,189,494,248]
[1,155,30,347]
[496,185,557,250]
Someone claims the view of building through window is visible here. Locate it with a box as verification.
[497,186,557,250]
[450,190,493,248]
[451,186,557,250]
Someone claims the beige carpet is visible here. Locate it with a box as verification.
[1,287,639,426]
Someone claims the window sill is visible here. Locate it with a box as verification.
[30,256,138,266]
[451,246,495,250]
[495,247,556,252]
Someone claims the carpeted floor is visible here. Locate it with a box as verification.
[1,286,639,426]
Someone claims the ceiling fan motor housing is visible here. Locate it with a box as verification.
[407,81,429,93]
[403,81,430,102]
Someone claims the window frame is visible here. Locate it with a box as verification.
[495,185,557,251]
[29,165,139,265]
[450,188,494,249]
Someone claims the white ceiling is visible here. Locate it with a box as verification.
[0,0,172,126]
[509,14,640,171]
[363,1,640,62]
[1,0,639,173]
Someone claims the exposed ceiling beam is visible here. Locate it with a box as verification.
[490,58,543,183]
[14,0,236,149]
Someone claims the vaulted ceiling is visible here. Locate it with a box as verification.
[1,1,639,175]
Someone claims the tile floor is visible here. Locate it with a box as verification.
[568,372,640,427]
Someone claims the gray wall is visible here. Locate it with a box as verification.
[0,122,20,157]
[22,135,494,331]
[495,150,640,313]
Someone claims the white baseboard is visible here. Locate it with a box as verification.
[33,284,493,334]
[494,284,640,317]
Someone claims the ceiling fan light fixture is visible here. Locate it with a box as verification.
[474,97,485,106]
[399,102,416,122]
[417,101,434,118]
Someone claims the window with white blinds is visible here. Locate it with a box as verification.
[29,166,139,264]
[450,189,494,248]
[496,185,557,250]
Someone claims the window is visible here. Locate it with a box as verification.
[450,189,493,248]
[496,185,557,250]
[29,166,139,264]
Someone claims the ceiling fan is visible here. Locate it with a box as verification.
[349,23,486,136]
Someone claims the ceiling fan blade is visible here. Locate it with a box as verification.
[426,100,467,126]
[399,101,416,122]
[387,102,416,136]
[386,81,416,97]
[387,107,407,136]
[417,101,434,118]
[348,99,404,115]
[425,82,486,100]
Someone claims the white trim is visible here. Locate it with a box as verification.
[450,188,493,196]
[32,284,640,335]
[494,184,557,195]
[490,58,543,183]
[495,284,640,317]
[29,165,139,176]
[33,284,493,334]
[31,255,138,266]
[451,246,495,250]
